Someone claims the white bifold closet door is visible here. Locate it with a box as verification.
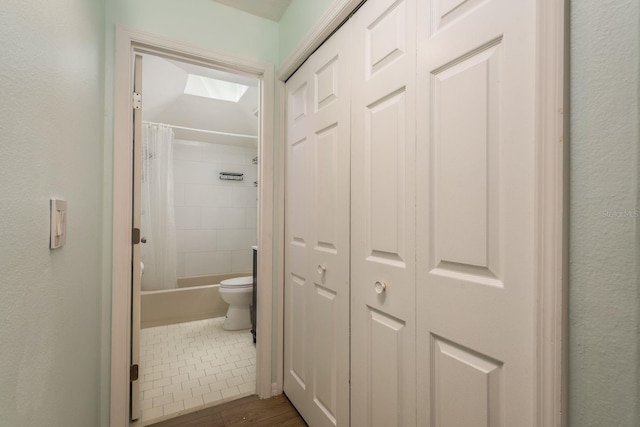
[350,0,417,426]
[283,18,351,427]
[416,0,539,425]
[285,0,544,425]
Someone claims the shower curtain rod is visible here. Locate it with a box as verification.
[142,121,258,139]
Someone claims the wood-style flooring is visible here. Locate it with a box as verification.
[148,394,307,427]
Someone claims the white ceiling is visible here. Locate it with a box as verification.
[141,54,259,147]
[211,0,292,22]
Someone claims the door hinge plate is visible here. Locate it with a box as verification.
[132,92,142,110]
[130,364,139,382]
[132,227,141,245]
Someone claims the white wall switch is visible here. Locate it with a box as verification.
[50,199,67,249]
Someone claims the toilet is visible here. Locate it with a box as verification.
[219,276,253,330]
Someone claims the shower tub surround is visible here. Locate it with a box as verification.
[173,139,258,278]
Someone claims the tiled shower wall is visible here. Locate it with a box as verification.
[173,139,257,277]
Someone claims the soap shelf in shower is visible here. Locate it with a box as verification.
[219,172,244,181]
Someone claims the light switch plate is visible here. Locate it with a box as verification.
[50,199,67,249]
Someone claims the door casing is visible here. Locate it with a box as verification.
[110,26,275,427]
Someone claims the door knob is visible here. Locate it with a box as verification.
[317,264,327,275]
[141,237,147,244]
[374,281,387,294]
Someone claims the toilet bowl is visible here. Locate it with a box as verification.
[219,276,253,330]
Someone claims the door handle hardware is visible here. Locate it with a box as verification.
[374,281,387,294]
[317,264,327,275]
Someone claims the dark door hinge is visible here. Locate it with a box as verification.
[130,364,139,382]
[132,228,140,245]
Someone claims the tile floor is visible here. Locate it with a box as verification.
[137,317,256,424]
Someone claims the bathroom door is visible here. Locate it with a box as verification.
[283,19,351,427]
[130,53,143,422]
[415,0,540,424]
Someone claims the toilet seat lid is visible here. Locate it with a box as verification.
[220,276,253,287]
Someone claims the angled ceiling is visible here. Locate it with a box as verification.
[211,0,292,22]
[141,54,259,147]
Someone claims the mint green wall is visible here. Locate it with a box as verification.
[0,0,106,426]
[2,1,637,425]
[278,0,337,65]
[109,0,279,64]
[569,0,640,425]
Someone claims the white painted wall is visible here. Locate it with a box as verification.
[173,140,258,278]
[0,1,105,426]
[569,0,640,425]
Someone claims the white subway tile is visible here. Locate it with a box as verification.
[174,183,185,206]
[184,184,230,207]
[217,230,257,251]
[201,207,246,229]
[231,250,252,273]
[173,140,202,161]
[202,144,247,164]
[242,165,258,188]
[245,149,258,165]
[163,401,184,416]
[227,187,258,208]
[184,251,232,276]
[174,160,215,184]
[245,207,257,228]
[175,207,201,230]
[176,230,217,253]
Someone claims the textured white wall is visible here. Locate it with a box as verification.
[569,0,640,425]
[0,0,106,426]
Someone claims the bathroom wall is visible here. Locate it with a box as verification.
[569,0,640,425]
[0,0,105,426]
[173,139,258,277]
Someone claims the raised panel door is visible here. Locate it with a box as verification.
[350,0,417,425]
[284,21,351,427]
[416,0,538,425]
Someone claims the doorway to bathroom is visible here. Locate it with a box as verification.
[110,28,276,427]
[133,52,259,424]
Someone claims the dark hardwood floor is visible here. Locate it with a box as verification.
[148,394,307,427]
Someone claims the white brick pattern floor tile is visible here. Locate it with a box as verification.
[138,317,256,423]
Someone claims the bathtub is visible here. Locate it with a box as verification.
[141,272,250,328]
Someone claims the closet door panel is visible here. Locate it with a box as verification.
[416,0,538,425]
[284,71,312,415]
[284,20,351,427]
[351,0,417,426]
[367,89,407,266]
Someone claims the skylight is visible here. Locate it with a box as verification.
[184,74,250,102]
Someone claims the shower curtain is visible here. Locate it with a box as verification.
[141,123,177,290]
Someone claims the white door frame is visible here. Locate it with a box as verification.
[110,26,275,427]
[275,0,567,425]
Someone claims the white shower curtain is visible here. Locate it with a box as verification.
[141,123,177,290]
